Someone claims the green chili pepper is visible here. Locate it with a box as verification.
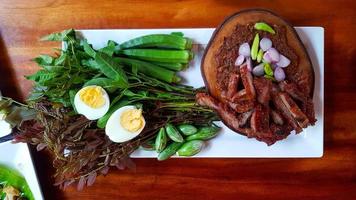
[251,33,260,60]
[155,127,167,153]
[254,22,276,34]
[177,140,204,156]
[264,63,274,76]
[165,123,184,142]
[177,124,198,136]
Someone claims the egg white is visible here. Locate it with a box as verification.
[105,105,146,143]
[74,86,110,120]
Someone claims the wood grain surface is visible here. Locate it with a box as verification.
[1,0,356,199]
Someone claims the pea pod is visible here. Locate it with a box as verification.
[165,123,184,142]
[177,140,204,156]
[157,142,183,161]
[186,126,220,141]
[251,33,260,60]
[177,124,197,136]
[254,22,276,34]
[155,127,167,153]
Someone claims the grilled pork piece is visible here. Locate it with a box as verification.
[226,74,240,100]
[250,104,270,134]
[254,77,272,106]
[240,64,256,100]
[279,81,316,125]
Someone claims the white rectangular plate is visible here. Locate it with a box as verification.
[78,27,324,158]
[0,142,44,199]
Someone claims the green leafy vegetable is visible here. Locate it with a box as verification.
[94,52,128,88]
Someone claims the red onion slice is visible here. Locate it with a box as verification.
[252,63,265,76]
[234,55,245,66]
[260,37,272,51]
[239,42,251,57]
[276,54,291,68]
[274,67,285,81]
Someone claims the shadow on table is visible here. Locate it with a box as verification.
[0,32,22,100]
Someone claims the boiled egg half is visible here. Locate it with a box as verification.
[74,85,110,120]
[105,105,146,143]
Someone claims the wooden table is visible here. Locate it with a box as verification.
[1,0,355,199]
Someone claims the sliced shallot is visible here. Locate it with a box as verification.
[260,37,272,51]
[274,67,286,81]
[252,63,265,76]
[239,42,251,57]
[276,54,291,68]
[235,55,245,66]
[266,48,280,63]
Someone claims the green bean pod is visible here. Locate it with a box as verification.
[155,127,167,153]
[177,140,204,157]
[185,126,220,141]
[115,57,180,83]
[165,123,184,142]
[157,142,183,161]
[177,124,198,136]
[119,34,193,50]
[117,49,194,63]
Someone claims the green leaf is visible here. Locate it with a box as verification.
[82,59,100,70]
[40,29,75,41]
[98,40,117,56]
[69,89,79,113]
[27,85,47,101]
[54,53,67,65]
[84,77,119,93]
[26,70,57,84]
[94,52,128,88]
[41,65,64,72]
[33,54,54,66]
[82,39,96,58]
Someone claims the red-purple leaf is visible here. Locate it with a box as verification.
[77,177,86,191]
[36,143,47,151]
[87,172,97,187]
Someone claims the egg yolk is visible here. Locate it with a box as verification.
[120,109,144,133]
[79,86,105,108]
